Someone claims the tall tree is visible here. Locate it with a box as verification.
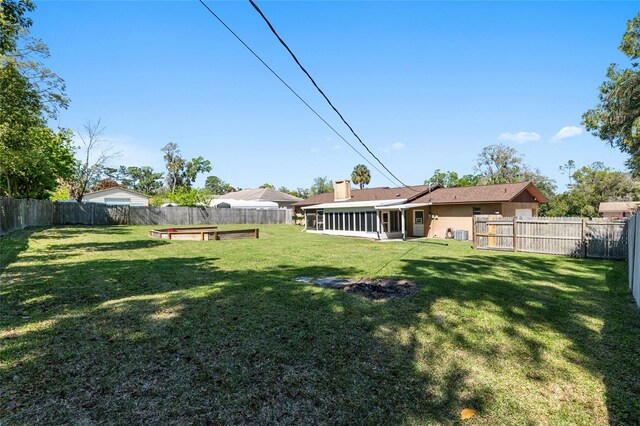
[351,164,371,189]
[161,143,211,192]
[559,160,576,187]
[0,1,74,199]
[474,144,556,199]
[162,143,184,193]
[277,186,309,199]
[474,144,524,184]
[125,166,164,194]
[68,119,119,202]
[543,162,640,217]
[583,13,640,176]
[310,176,333,196]
[0,1,34,53]
[205,175,235,195]
[424,169,479,188]
[184,156,211,189]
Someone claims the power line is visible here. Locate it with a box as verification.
[248,0,417,191]
[197,0,400,188]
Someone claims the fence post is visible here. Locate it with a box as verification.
[472,216,476,249]
[629,215,635,292]
[582,218,587,258]
[512,216,517,252]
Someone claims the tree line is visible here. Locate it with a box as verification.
[2,2,640,216]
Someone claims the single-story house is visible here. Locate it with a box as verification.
[212,188,302,209]
[82,187,150,206]
[212,199,280,209]
[598,201,640,218]
[293,180,547,240]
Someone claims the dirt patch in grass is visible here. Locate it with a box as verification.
[295,277,418,299]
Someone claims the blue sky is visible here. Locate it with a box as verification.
[34,1,638,191]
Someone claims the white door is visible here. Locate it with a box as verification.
[515,208,533,217]
[412,210,424,237]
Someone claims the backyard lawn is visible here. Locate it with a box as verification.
[1,225,639,424]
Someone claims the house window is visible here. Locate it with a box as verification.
[414,210,424,224]
[473,207,482,215]
[366,212,374,232]
[104,197,131,205]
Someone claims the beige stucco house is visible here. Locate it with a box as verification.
[293,180,547,241]
[82,187,150,206]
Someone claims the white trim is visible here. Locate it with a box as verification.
[302,199,407,210]
[376,202,433,210]
[308,229,379,238]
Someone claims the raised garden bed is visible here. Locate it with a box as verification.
[149,226,259,241]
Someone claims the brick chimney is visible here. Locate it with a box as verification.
[333,180,352,201]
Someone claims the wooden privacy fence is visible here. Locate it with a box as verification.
[626,214,640,307]
[0,197,293,236]
[473,215,628,259]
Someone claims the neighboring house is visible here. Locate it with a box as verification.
[212,188,302,209]
[293,180,547,240]
[598,201,640,218]
[82,187,150,206]
[212,199,280,209]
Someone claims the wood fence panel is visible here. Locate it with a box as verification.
[586,219,627,259]
[1,197,293,235]
[474,215,627,260]
[0,197,54,235]
[630,215,640,307]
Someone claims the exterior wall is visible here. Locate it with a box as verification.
[600,210,632,218]
[501,202,539,217]
[511,191,536,203]
[423,203,502,240]
[83,189,149,206]
[304,201,541,241]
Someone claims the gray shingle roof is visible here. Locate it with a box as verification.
[216,188,302,203]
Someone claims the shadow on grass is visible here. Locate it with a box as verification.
[0,228,38,272]
[397,254,640,425]
[1,254,492,424]
[1,238,639,423]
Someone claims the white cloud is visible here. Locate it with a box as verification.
[497,131,541,143]
[551,126,583,142]
[309,148,319,153]
[380,142,406,153]
[331,145,342,151]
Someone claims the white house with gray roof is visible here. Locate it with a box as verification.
[211,188,302,209]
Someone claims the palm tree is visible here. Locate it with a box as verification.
[351,164,371,189]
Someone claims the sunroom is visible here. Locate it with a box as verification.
[302,200,431,240]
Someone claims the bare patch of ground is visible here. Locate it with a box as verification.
[295,277,418,300]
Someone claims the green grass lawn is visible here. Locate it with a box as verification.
[1,225,639,424]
